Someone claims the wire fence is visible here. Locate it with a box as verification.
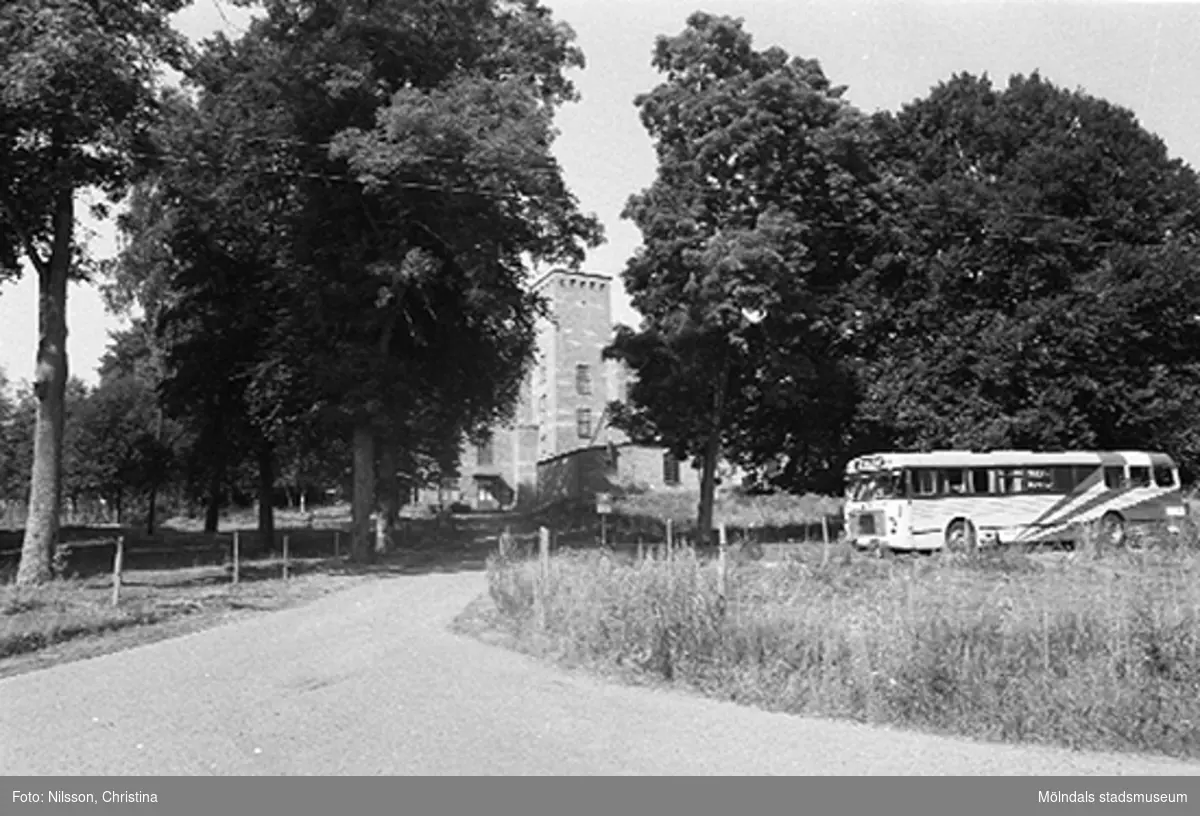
[0,527,351,583]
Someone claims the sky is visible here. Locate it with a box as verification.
[2,0,1200,389]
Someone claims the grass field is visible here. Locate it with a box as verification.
[479,537,1200,760]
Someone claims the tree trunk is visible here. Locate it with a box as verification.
[696,355,732,547]
[16,188,72,586]
[351,424,375,563]
[257,439,275,555]
[377,443,398,554]
[145,483,159,535]
[204,465,222,533]
[697,430,720,548]
[145,407,164,535]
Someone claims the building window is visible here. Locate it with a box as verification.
[663,454,680,485]
[576,363,591,395]
[576,407,592,439]
[477,437,493,466]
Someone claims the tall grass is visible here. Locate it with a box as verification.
[486,544,1200,759]
[612,488,842,529]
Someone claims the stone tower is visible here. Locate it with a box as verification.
[531,269,619,461]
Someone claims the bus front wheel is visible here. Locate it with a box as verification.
[944,519,978,553]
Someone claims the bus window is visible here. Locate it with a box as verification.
[1073,465,1098,488]
[1128,466,1151,487]
[1051,467,1078,492]
[851,471,905,501]
[1024,468,1055,493]
[970,468,990,494]
[1153,466,1176,488]
[1103,466,1125,489]
[913,469,937,497]
[995,468,1024,494]
[940,468,967,494]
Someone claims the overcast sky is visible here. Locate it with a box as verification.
[2,0,1199,388]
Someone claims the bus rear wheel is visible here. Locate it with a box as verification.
[944,519,978,553]
[1098,512,1127,549]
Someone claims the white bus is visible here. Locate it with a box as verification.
[843,450,1187,552]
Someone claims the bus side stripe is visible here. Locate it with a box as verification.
[1022,468,1104,529]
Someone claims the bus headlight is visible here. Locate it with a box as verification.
[888,517,897,535]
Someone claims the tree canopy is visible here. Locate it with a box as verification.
[850,71,1200,477]
[614,17,1200,508]
[103,0,602,560]
[607,12,881,533]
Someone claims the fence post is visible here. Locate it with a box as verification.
[232,531,240,585]
[821,514,831,568]
[537,526,551,629]
[539,526,550,580]
[111,535,125,607]
[283,534,290,581]
[637,535,644,563]
[334,530,341,559]
[666,518,673,561]
[718,523,728,600]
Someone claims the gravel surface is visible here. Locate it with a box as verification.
[3,570,1199,775]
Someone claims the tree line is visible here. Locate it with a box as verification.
[0,347,341,534]
[4,5,1200,583]
[607,13,1200,538]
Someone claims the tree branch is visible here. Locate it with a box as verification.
[0,193,50,278]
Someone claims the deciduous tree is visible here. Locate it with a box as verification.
[608,13,881,535]
[0,0,189,584]
[851,72,1200,475]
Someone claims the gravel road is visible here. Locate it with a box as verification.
[3,570,1199,775]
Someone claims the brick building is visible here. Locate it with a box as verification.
[425,268,701,510]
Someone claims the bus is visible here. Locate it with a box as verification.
[843,450,1187,552]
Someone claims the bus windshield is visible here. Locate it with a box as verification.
[848,470,905,502]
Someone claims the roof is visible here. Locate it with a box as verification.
[845,450,1174,473]
[530,268,613,291]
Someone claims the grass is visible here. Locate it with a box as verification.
[535,488,845,548]
[612,487,842,528]
[478,536,1200,760]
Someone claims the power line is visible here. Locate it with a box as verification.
[210,0,248,36]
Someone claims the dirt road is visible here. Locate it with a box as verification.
[3,570,1198,775]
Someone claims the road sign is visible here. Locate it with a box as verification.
[595,492,612,515]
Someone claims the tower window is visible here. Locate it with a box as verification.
[477,437,494,466]
[576,363,592,395]
[663,454,681,485]
[576,407,592,439]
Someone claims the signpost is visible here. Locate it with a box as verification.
[595,492,612,547]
